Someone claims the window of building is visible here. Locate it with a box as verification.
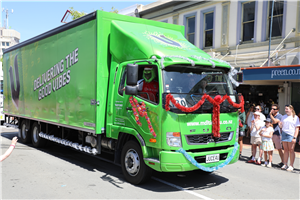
[187,16,195,44]
[2,42,5,46]
[204,12,214,47]
[268,1,284,38]
[242,1,255,42]
[173,15,178,25]
[6,42,9,47]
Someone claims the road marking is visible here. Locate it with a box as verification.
[152,177,214,200]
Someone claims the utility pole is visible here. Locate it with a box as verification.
[268,0,275,67]
[2,8,13,29]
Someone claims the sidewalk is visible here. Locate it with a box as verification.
[243,136,300,157]
[241,136,300,174]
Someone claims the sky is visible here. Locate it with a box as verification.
[1,0,156,42]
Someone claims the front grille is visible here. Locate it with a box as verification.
[186,132,233,145]
[194,153,228,163]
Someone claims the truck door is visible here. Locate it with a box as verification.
[113,64,161,145]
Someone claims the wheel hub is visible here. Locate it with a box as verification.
[125,149,140,176]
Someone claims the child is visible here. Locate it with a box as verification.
[259,118,275,167]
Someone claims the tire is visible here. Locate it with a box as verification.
[18,120,31,143]
[121,140,152,185]
[31,122,47,148]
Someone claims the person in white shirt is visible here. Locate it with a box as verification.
[247,112,265,164]
[278,105,300,172]
[251,105,266,121]
[259,118,274,168]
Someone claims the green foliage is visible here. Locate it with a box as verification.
[69,6,118,20]
[100,6,119,14]
[69,7,86,20]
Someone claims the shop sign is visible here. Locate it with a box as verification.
[243,66,300,81]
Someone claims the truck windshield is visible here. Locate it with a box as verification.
[162,65,239,113]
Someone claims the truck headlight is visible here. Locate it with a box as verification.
[166,132,181,147]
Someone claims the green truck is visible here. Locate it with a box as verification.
[3,11,243,184]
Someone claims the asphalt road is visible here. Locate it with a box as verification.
[1,126,299,200]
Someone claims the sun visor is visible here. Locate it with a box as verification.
[110,20,206,64]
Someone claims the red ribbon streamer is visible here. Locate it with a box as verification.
[129,96,157,138]
[165,94,244,138]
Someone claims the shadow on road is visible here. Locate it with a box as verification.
[1,129,229,192]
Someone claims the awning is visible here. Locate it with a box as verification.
[242,65,300,85]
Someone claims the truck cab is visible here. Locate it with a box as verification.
[107,19,242,184]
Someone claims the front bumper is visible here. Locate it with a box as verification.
[158,145,239,172]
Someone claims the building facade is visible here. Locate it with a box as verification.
[0,28,20,57]
[138,0,300,114]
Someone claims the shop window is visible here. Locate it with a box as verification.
[204,12,214,47]
[242,1,255,42]
[187,16,195,44]
[267,1,284,38]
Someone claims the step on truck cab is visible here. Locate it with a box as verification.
[3,11,243,185]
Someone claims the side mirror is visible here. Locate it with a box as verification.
[125,85,138,95]
[126,63,138,85]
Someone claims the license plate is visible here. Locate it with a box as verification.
[206,154,220,163]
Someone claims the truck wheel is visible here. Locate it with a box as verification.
[18,120,31,143]
[31,122,46,148]
[121,140,152,185]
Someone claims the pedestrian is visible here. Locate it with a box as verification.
[267,104,284,166]
[247,112,264,164]
[278,105,300,172]
[249,105,266,160]
[259,118,274,168]
[0,136,18,162]
[246,104,254,137]
[252,105,266,121]
[238,108,246,159]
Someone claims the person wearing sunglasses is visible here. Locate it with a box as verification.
[251,105,266,121]
[278,105,300,172]
[267,104,284,167]
[247,112,264,164]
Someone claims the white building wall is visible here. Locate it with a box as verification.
[228,1,238,47]
[214,3,222,49]
[255,1,264,43]
[285,1,298,38]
